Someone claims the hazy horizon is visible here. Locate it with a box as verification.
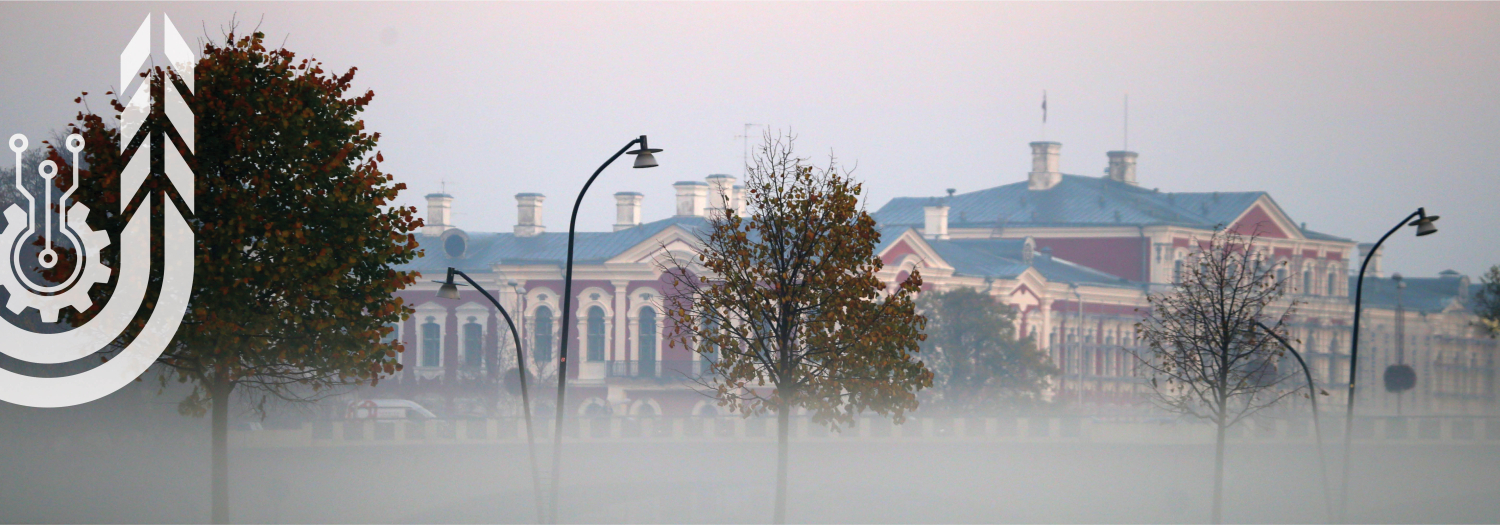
[1,1,1496,277]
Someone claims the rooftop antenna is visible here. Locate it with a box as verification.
[1123,93,1129,151]
[735,123,761,174]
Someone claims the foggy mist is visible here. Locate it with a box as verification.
[3,3,1499,524]
[3,380,1500,523]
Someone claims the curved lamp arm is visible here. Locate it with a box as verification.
[1340,207,1435,522]
[549,135,657,524]
[442,268,543,523]
[1253,320,1334,524]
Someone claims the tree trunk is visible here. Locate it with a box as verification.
[774,406,790,524]
[1211,416,1226,525]
[210,380,232,524]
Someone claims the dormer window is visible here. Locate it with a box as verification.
[441,234,465,258]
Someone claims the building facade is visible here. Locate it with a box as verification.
[389,141,1495,417]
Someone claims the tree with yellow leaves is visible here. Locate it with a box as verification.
[662,133,929,524]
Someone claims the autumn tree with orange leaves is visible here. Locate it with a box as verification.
[49,30,421,523]
[662,134,929,524]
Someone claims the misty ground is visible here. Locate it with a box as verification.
[3,404,1499,524]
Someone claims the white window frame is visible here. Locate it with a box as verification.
[414,308,447,371]
[456,302,489,369]
[574,286,614,363]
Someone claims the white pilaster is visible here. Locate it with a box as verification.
[612,281,629,361]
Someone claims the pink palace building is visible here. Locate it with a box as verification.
[390,141,1496,417]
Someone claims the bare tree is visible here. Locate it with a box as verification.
[1130,228,1299,524]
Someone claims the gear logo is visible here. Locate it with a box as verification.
[0,13,196,408]
[3,134,114,323]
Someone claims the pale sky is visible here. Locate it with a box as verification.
[2,2,1497,278]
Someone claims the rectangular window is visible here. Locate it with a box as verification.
[587,306,606,362]
[639,308,658,377]
[464,322,483,368]
[421,320,441,367]
[534,307,554,365]
[381,323,399,344]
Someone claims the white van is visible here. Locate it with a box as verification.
[346,399,438,420]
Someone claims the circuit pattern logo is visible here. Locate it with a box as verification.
[0,13,196,407]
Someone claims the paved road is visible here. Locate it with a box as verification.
[4,435,1498,523]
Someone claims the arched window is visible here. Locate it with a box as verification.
[1173,259,1184,284]
[1303,271,1313,295]
[581,399,611,418]
[1277,268,1287,286]
[1327,273,1337,296]
[587,306,606,361]
[533,306,553,365]
[638,307,657,376]
[421,317,441,367]
[463,317,483,368]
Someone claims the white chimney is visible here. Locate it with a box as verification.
[705,174,736,219]
[515,193,545,237]
[673,181,708,217]
[614,192,643,231]
[424,192,453,236]
[731,185,745,216]
[1358,243,1383,278]
[1106,150,1138,186]
[1028,141,1062,191]
[924,204,949,240]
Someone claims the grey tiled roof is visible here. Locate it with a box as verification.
[1300,228,1352,242]
[923,238,1139,288]
[1352,273,1472,313]
[926,239,1032,279]
[402,210,1140,290]
[1030,256,1142,288]
[873,174,1270,230]
[395,216,710,273]
[874,226,915,256]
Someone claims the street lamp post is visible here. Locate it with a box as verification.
[1253,320,1334,523]
[548,136,660,523]
[437,269,543,523]
[1338,207,1439,522]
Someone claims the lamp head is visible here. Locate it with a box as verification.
[1409,208,1440,237]
[628,135,662,169]
[437,268,461,300]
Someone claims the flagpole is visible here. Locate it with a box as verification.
[1041,90,1048,140]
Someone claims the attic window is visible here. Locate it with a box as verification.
[444,234,467,258]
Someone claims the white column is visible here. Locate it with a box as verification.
[1038,298,1054,351]
[496,283,517,370]
[612,281,629,362]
